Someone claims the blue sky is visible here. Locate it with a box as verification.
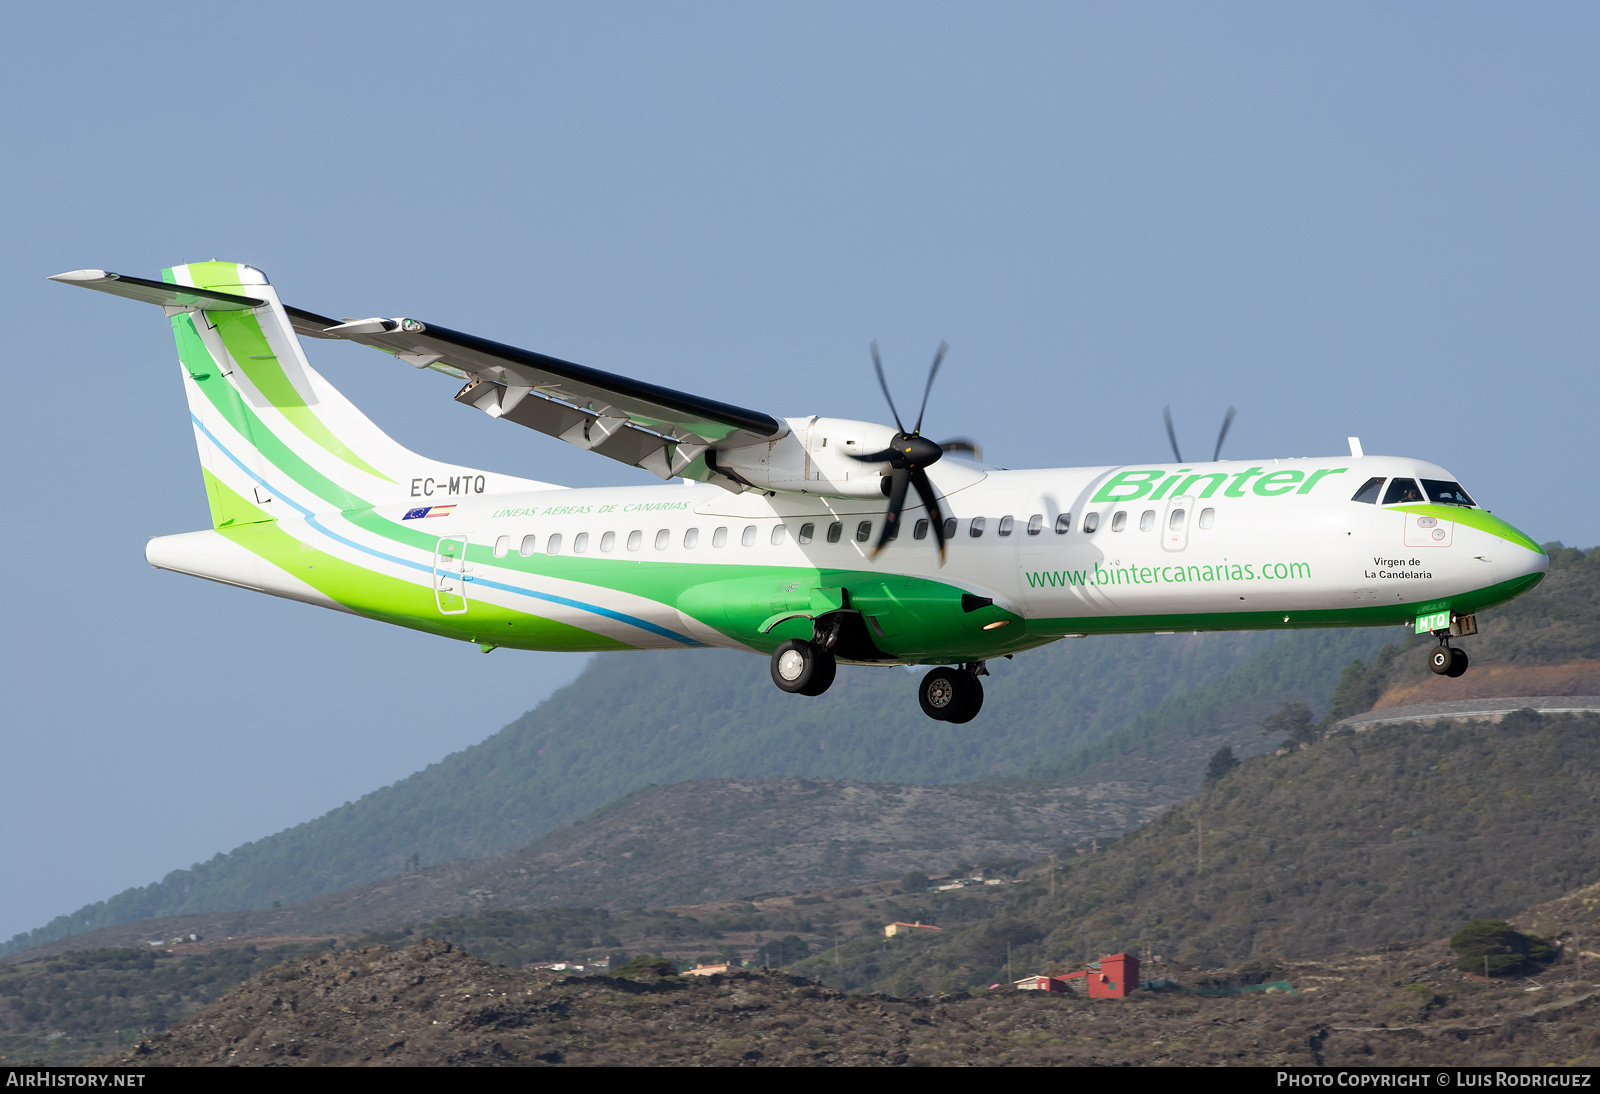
[1,3,1595,941]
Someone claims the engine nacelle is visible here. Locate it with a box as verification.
[714,417,900,498]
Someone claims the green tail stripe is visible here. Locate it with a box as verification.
[209,309,394,483]
[177,312,365,513]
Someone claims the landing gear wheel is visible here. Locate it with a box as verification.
[918,667,970,721]
[945,677,984,724]
[1446,647,1469,678]
[1428,646,1453,675]
[770,639,836,695]
[918,668,983,722]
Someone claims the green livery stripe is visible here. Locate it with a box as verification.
[1024,571,1545,638]
[1394,505,1544,555]
[206,474,633,653]
[178,312,366,514]
[208,309,394,483]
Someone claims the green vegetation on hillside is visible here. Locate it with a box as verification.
[837,712,1600,995]
[1449,920,1556,978]
[11,627,1377,955]
[0,942,326,1065]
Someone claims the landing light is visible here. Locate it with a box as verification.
[982,620,1010,631]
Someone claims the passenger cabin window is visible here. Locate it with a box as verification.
[627,530,642,552]
[742,525,758,547]
[1055,513,1070,534]
[1169,508,1186,531]
[1382,477,1425,505]
[683,528,699,549]
[712,526,728,547]
[914,519,929,540]
[943,517,958,539]
[771,524,786,546]
[546,533,563,555]
[970,516,986,537]
[1422,479,1476,507]
[1350,476,1385,504]
[493,535,510,558]
[1083,512,1100,534]
[598,532,614,553]
[573,532,589,554]
[826,521,842,543]
[1111,511,1127,532]
[1140,510,1155,532]
[998,515,1014,537]
[855,521,872,543]
[520,534,538,556]
[798,523,814,544]
[655,529,670,550]
[1198,508,1215,529]
[1027,514,1043,535]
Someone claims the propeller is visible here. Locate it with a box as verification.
[851,341,953,561]
[1162,405,1238,463]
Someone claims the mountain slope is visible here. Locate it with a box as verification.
[12,626,1350,954]
[848,711,1600,995]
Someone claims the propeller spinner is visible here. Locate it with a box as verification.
[851,341,953,561]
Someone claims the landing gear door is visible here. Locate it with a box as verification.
[1162,496,1194,553]
[433,535,470,615]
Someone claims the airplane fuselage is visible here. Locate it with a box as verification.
[145,451,1548,664]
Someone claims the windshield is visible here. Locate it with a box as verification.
[1421,479,1476,507]
[1382,478,1425,505]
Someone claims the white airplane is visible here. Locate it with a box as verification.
[53,263,1548,723]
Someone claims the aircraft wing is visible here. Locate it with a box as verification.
[286,306,783,484]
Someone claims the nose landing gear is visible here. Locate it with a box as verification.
[1428,640,1469,678]
[918,663,987,723]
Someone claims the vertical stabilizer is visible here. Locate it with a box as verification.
[53,263,560,531]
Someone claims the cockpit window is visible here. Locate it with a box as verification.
[1351,477,1384,504]
[1421,479,1476,507]
[1382,477,1425,505]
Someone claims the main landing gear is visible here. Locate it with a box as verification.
[1428,638,1469,678]
[770,638,837,696]
[918,664,986,724]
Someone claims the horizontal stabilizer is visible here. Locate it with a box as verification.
[48,270,262,311]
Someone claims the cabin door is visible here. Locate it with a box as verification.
[433,535,470,615]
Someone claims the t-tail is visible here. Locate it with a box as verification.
[53,262,557,530]
[50,262,559,599]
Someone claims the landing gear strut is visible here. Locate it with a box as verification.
[1428,638,1469,678]
[770,638,837,696]
[918,663,986,723]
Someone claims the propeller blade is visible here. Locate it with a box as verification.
[910,467,948,564]
[912,341,949,435]
[873,469,911,555]
[940,437,982,461]
[1163,406,1183,463]
[1212,405,1237,462]
[869,341,906,434]
[849,446,899,464]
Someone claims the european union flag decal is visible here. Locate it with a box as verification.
[403,507,432,520]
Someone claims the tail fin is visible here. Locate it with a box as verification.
[54,263,558,529]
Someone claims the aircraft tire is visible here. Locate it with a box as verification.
[1446,647,1469,678]
[918,667,971,721]
[945,677,985,725]
[799,647,837,696]
[771,639,830,695]
[1428,646,1453,675]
